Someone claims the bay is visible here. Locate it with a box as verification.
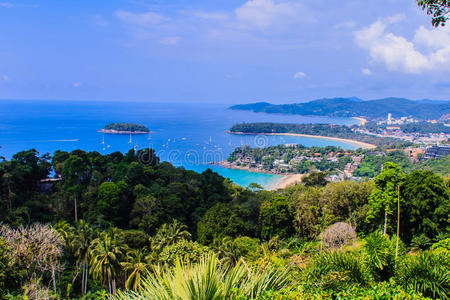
[0,100,359,188]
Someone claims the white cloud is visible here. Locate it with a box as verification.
[414,25,450,50]
[2,75,9,81]
[116,10,167,26]
[353,18,450,74]
[72,82,81,88]
[234,0,314,31]
[361,68,372,75]
[293,71,306,79]
[0,2,13,8]
[159,36,181,45]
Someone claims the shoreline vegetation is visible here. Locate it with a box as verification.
[228,131,376,149]
[98,129,152,134]
[99,122,151,134]
[228,122,410,148]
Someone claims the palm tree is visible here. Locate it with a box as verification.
[211,237,242,267]
[71,220,94,294]
[90,231,124,294]
[53,220,74,247]
[121,249,150,291]
[152,220,191,251]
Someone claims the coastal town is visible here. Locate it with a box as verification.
[220,113,450,183]
[355,113,450,145]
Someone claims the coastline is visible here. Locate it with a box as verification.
[228,131,376,149]
[216,161,304,190]
[352,117,368,126]
[270,174,304,190]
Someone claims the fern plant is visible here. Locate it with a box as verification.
[363,232,406,281]
[395,250,449,299]
[305,250,370,291]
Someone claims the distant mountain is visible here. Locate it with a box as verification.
[229,97,450,120]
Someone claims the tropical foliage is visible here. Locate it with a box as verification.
[0,149,448,298]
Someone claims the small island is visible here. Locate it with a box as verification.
[98,123,150,134]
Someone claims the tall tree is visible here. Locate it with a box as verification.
[367,162,405,235]
[72,220,94,295]
[400,170,450,244]
[90,232,124,294]
[153,219,191,250]
[62,154,90,222]
[121,249,149,291]
[97,182,121,223]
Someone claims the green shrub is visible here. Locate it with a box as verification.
[159,239,210,266]
[396,250,450,299]
[306,251,369,291]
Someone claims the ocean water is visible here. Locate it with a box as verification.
[0,100,359,188]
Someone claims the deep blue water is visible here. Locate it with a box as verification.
[0,100,359,188]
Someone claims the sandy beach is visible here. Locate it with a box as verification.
[270,174,304,190]
[218,160,304,190]
[229,131,376,149]
[352,117,368,126]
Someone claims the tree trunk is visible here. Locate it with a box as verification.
[74,194,78,222]
[35,273,38,300]
[7,183,12,212]
[81,261,85,294]
[52,267,57,294]
[84,262,89,294]
[383,210,387,235]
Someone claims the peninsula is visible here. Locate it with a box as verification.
[228,122,411,148]
[98,123,150,134]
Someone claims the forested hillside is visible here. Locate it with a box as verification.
[0,149,448,299]
[230,122,410,148]
[230,98,450,120]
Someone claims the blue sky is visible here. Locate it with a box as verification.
[0,0,449,103]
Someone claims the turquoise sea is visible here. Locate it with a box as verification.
[0,100,359,188]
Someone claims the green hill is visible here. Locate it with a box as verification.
[229,97,450,120]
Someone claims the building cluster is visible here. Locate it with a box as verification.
[343,155,364,178]
[358,113,450,145]
[377,113,418,126]
[424,145,450,160]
